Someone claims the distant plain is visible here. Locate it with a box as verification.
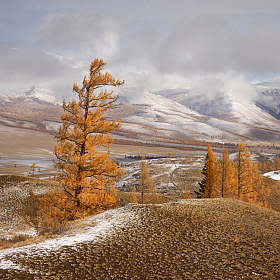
[0,124,205,178]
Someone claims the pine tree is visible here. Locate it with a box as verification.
[53,59,124,217]
[218,147,237,197]
[197,145,221,198]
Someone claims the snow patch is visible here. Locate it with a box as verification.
[263,170,280,181]
[0,204,140,270]
[0,259,21,270]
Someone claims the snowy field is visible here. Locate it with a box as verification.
[117,157,204,196]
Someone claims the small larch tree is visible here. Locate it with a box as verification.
[54,58,124,217]
[274,154,280,170]
[197,145,221,198]
[234,143,270,206]
[131,185,138,204]
[234,143,254,201]
[218,147,237,197]
[139,158,161,204]
[139,158,152,203]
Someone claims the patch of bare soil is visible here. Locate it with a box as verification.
[0,198,279,279]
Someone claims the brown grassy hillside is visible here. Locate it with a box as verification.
[0,198,279,279]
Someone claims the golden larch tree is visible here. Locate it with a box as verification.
[198,145,221,198]
[54,58,124,216]
[274,154,280,170]
[139,158,160,204]
[184,186,191,199]
[139,158,151,203]
[218,147,237,197]
[251,163,270,207]
[131,185,138,204]
[234,143,255,202]
[167,152,173,158]
[234,143,269,205]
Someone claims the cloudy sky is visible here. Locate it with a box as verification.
[1,0,280,99]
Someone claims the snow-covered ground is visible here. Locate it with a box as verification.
[263,170,280,181]
[42,120,61,131]
[117,157,204,195]
[0,204,140,270]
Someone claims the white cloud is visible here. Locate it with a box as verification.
[0,0,280,102]
[187,72,257,102]
[36,11,123,61]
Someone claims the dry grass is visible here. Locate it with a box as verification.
[0,175,59,242]
[0,125,56,177]
[0,234,30,250]
[0,199,279,279]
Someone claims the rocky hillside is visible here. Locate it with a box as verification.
[0,193,279,279]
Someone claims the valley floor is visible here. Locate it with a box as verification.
[0,124,205,179]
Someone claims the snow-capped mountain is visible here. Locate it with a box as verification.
[117,84,280,143]
[24,86,61,105]
[0,86,61,105]
[255,83,280,120]
[115,86,280,143]
[0,83,280,144]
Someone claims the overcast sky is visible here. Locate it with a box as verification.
[1,0,280,99]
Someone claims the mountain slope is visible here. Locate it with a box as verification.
[255,82,280,120]
[117,88,280,143]
[152,86,280,142]
[1,83,280,144]
[0,86,60,105]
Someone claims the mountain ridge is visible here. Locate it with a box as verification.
[0,83,280,144]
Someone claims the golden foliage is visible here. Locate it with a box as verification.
[218,147,237,197]
[198,144,270,208]
[234,143,270,206]
[31,58,125,230]
[258,153,280,173]
[199,145,221,198]
[184,186,191,199]
[23,188,77,233]
[131,185,138,204]
[235,143,254,200]
[139,159,162,204]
